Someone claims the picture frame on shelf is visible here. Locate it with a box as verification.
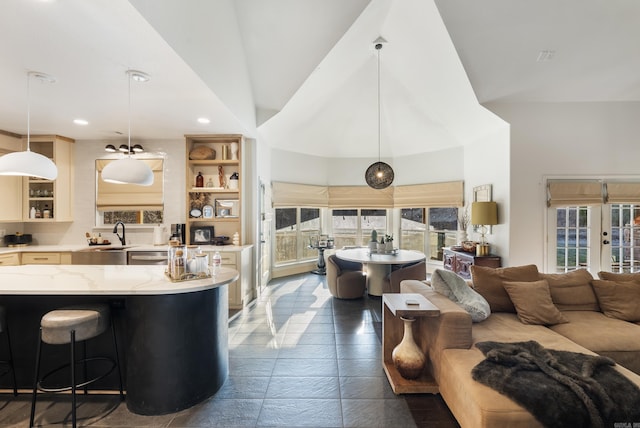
[215,199,239,218]
[473,184,493,233]
[190,226,215,245]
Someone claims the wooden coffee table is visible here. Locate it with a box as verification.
[382,293,440,394]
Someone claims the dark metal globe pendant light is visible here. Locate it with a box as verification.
[365,40,394,190]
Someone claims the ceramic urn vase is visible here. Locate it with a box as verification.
[392,317,426,379]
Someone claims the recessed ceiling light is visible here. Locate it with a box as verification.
[197,117,210,124]
[537,50,556,62]
[73,118,89,125]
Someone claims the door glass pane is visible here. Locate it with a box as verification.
[400,208,425,252]
[609,204,640,272]
[301,208,320,259]
[361,209,387,246]
[555,206,590,272]
[428,208,458,261]
[332,209,358,248]
[275,208,297,264]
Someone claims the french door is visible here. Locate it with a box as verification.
[547,204,640,273]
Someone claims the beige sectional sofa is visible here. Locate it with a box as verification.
[399,265,640,428]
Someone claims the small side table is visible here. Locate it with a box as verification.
[382,293,440,394]
[309,244,334,275]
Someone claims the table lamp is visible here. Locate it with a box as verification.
[471,201,498,256]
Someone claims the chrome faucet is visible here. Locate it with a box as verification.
[113,221,126,246]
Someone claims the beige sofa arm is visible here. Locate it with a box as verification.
[400,279,473,383]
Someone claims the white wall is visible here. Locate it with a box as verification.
[22,139,185,246]
[271,146,465,186]
[485,101,640,269]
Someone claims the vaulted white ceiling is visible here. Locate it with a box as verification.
[1,0,638,158]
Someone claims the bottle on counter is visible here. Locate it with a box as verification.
[30,206,36,219]
[195,171,204,188]
[43,204,51,219]
[212,251,222,274]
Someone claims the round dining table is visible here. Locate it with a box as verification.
[335,248,426,296]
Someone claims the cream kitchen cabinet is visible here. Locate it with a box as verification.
[22,135,74,222]
[0,131,23,221]
[0,253,20,266]
[205,246,252,309]
[21,252,72,265]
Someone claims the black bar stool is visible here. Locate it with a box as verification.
[0,305,18,396]
[29,304,124,428]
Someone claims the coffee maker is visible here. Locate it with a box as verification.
[170,223,186,244]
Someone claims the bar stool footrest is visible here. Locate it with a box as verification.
[37,357,116,393]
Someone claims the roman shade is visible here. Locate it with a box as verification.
[272,182,329,207]
[393,181,464,208]
[96,159,163,211]
[605,182,640,204]
[328,186,394,208]
[547,181,603,207]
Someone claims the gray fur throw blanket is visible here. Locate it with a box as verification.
[471,340,640,428]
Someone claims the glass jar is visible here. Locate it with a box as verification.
[195,253,209,277]
[168,244,186,280]
[185,245,200,274]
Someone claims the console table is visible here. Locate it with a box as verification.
[382,293,440,394]
[443,247,501,280]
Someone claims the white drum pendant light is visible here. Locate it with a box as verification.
[101,69,153,186]
[0,71,58,180]
[365,38,394,190]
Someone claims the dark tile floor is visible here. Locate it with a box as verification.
[1,273,459,427]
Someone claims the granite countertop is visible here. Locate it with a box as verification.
[0,264,239,295]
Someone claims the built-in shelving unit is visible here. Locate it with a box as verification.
[185,134,243,246]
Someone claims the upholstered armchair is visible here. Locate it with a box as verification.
[326,255,366,299]
[385,260,427,293]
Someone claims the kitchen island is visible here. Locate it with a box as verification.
[0,264,238,415]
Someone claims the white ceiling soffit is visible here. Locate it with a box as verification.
[434,0,640,103]
[0,0,249,141]
[259,0,506,158]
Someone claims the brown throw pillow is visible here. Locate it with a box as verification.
[598,271,640,281]
[591,279,640,322]
[502,280,569,325]
[539,269,599,311]
[471,264,539,313]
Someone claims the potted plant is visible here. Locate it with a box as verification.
[384,234,394,251]
[369,230,378,252]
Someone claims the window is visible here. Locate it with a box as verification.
[275,207,321,265]
[400,207,458,261]
[332,209,387,248]
[554,206,590,272]
[96,158,164,225]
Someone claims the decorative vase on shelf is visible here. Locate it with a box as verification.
[457,229,468,245]
[392,317,426,380]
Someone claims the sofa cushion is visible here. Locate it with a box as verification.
[471,264,539,313]
[591,279,640,322]
[431,269,491,323]
[539,269,599,311]
[503,280,568,325]
[597,271,640,281]
[549,311,640,375]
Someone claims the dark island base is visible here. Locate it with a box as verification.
[0,286,229,416]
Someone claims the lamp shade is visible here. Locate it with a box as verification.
[101,157,154,186]
[0,150,58,180]
[471,201,498,225]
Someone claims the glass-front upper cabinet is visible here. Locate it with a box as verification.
[23,135,75,222]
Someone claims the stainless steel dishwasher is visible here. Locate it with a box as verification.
[127,250,167,265]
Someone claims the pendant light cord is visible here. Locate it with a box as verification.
[376,43,382,165]
[127,72,132,157]
[26,73,31,152]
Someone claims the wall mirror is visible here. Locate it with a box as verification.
[95,158,164,225]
